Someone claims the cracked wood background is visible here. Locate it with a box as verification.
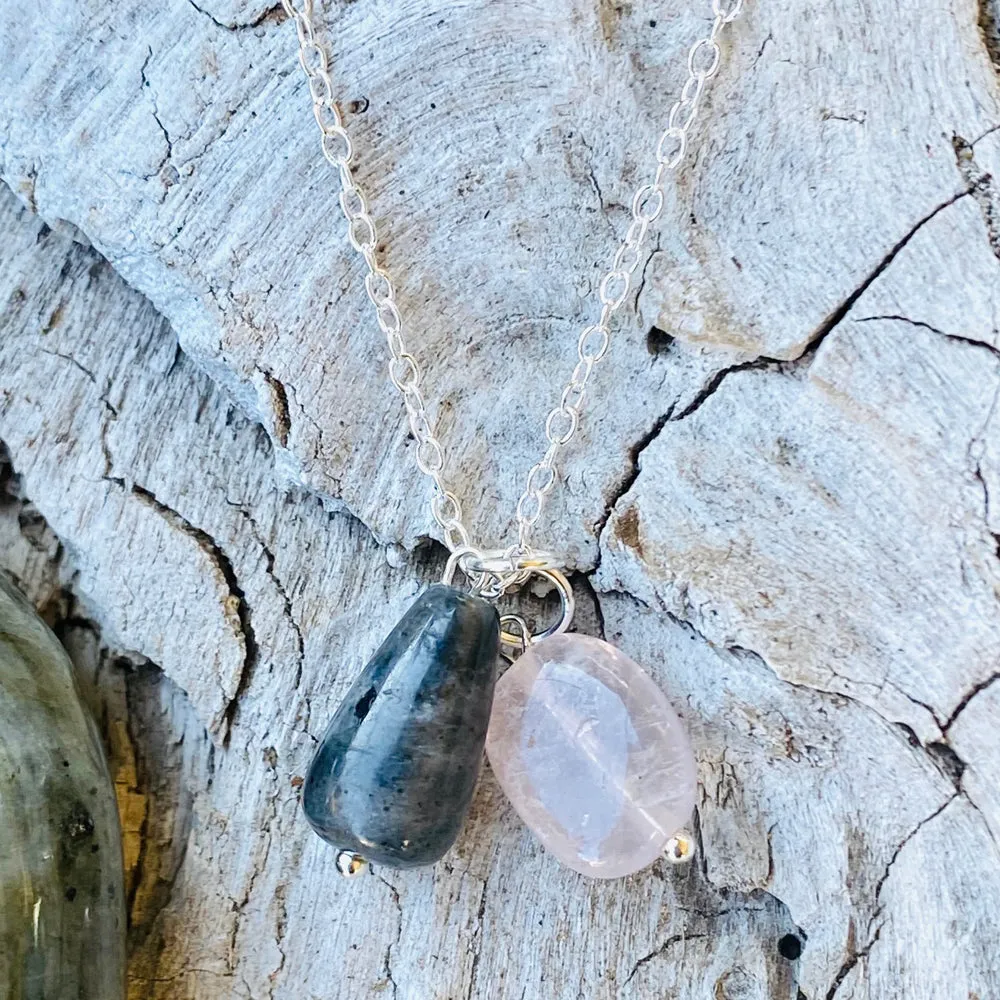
[1,0,1000,996]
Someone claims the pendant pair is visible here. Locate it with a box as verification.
[302,557,697,879]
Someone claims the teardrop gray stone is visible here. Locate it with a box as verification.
[303,584,499,868]
[0,573,126,999]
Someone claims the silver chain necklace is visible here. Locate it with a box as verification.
[283,0,743,595]
[285,1,746,879]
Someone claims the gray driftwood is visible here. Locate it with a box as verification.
[1,0,999,996]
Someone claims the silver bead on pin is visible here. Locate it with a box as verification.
[664,831,695,865]
[335,850,368,878]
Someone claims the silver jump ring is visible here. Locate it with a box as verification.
[441,544,489,590]
[499,614,530,656]
[499,567,575,647]
[464,549,563,577]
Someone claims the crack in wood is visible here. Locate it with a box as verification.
[669,357,784,422]
[185,0,286,32]
[953,134,1000,262]
[229,501,306,687]
[463,878,489,1000]
[855,314,1000,360]
[373,871,402,999]
[624,933,707,988]
[139,48,173,185]
[228,771,281,979]
[870,793,958,931]
[824,794,962,998]
[130,483,258,741]
[794,189,975,362]
[590,407,674,561]
[824,922,883,1000]
[267,881,289,998]
[943,672,1000,734]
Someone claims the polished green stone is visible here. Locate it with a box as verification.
[0,573,126,999]
[303,584,500,868]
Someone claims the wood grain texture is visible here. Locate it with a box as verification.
[1,0,999,996]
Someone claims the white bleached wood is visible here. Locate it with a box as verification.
[1,0,999,997]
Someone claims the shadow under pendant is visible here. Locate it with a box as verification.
[303,584,500,868]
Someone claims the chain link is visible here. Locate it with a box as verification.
[282,0,472,554]
[283,0,744,568]
[511,0,744,554]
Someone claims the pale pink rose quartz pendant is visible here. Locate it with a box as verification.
[485,633,697,878]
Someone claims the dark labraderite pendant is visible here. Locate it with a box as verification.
[303,584,500,869]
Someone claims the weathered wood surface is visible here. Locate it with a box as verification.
[1,0,999,996]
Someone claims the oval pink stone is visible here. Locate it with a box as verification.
[486,633,697,878]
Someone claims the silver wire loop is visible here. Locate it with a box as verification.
[498,568,575,647]
[440,544,489,591]
[498,614,529,656]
